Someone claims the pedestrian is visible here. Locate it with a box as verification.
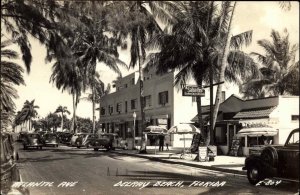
[165,134,170,151]
[158,135,164,151]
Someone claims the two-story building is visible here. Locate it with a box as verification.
[99,68,200,147]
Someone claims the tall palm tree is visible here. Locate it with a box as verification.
[19,100,39,131]
[80,72,107,134]
[241,29,299,98]
[54,106,70,132]
[110,1,174,138]
[146,1,256,145]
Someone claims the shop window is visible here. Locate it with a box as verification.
[158,91,168,105]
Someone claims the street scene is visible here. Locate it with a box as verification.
[1,1,299,195]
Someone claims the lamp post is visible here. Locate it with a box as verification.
[133,112,136,149]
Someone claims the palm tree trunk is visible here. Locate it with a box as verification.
[212,2,237,133]
[61,111,64,132]
[92,85,96,134]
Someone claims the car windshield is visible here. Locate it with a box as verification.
[29,134,39,138]
[287,131,299,145]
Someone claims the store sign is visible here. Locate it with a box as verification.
[198,146,207,161]
[182,85,205,96]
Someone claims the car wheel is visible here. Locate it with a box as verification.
[247,164,264,185]
[260,146,278,168]
[94,148,99,151]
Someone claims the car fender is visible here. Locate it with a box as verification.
[244,155,277,177]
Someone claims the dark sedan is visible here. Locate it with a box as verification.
[22,133,43,150]
[43,133,59,147]
[243,128,299,185]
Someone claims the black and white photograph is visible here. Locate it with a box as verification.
[1,1,299,195]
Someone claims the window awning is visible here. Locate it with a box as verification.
[236,127,278,137]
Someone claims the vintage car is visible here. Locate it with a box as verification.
[1,133,21,194]
[58,132,73,145]
[70,133,95,148]
[91,133,127,151]
[17,132,27,142]
[42,133,59,147]
[22,133,44,150]
[243,128,299,185]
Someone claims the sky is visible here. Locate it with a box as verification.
[11,1,299,120]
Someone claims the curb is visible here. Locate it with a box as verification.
[112,151,247,176]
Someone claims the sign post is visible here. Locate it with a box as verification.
[133,112,136,150]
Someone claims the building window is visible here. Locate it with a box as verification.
[125,101,128,113]
[108,105,113,115]
[158,91,168,105]
[144,95,152,107]
[131,99,137,110]
[100,107,106,115]
[116,102,122,113]
[291,115,299,121]
[192,96,197,103]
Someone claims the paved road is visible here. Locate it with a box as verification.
[16,144,299,195]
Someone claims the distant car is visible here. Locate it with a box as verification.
[91,133,127,151]
[58,132,73,145]
[1,133,21,194]
[22,133,43,150]
[17,132,27,142]
[42,133,59,147]
[243,128,299,185]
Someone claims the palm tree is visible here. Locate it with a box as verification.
[1,38,26,132]
[80,72,108,134]
[1,0,69,72]
[54,106,70,132]
[110,1,174,138]
[19,100,39,131]
[146,1,256,145]
[241,29,299,98]
[50,56,83,134]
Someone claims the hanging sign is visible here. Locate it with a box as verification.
[182,85,205,96]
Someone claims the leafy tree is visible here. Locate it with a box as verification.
[1,38,25,131]
[146,1,256,145]
[241,29,299,98]
[54,105,70,131]
[18,100,39,131]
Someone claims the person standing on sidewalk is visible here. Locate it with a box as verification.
[165,134,170,151]
[158,135,164,151]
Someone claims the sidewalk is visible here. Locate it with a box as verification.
[112,146,247,175]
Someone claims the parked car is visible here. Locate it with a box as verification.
[58,132,73,145]
[1,133,21,194]
[243,128,299,185]
[91,133,127,151]
[70,133,94,148]
[22,133,44,150]
[17,132,27,142]
[42,133,59,147]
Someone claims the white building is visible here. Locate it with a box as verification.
[99,68,205,147]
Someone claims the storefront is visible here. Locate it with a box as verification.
[234,126,278,156]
